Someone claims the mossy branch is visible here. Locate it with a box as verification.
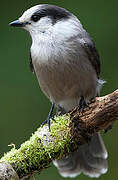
[0,90,118,180]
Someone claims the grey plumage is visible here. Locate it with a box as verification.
[53,133,108,178]
[80,35,101,78]
[9,4,108,178]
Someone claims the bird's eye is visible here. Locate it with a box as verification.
[31,15,40,22]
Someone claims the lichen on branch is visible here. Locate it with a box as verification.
[1,114,75,179]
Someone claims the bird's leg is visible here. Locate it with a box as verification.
[104,125,113,133]
[42,103,55,130]
[78,96,89,112]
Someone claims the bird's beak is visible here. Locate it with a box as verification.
[9,20,29,27]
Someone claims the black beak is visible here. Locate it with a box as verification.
[9,20,29,27]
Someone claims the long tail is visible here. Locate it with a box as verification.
[53,133,108,178]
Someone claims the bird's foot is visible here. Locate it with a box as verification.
[41,116,55,130]
[41,103,55,130]
[104,125,113,133]
[78,96,89,112]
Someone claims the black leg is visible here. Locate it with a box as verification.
[78,96,89,112]
[104,125,113,133]
[42,103,55,129]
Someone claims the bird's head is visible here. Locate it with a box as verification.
[9,4,72,36]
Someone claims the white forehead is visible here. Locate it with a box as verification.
[19,5,41,22]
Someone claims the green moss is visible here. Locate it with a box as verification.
[1,114,76,179]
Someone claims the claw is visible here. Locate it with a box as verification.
[41,103,55,130]
[78,96,89,112]
[41,117,51,129]
[104,125,113,133]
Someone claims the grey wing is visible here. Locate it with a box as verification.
[80,33,101,78]
[29,50,35,73]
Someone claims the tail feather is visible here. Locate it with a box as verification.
[53,133,108,178]
[81,143,108,169]
[53,154,77,171]
[89,133,108,159]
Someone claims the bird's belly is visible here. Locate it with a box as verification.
[33,60,98,111]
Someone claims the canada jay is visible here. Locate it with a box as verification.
[9,4,108,178]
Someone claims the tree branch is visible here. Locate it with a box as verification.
[0,90,118,180]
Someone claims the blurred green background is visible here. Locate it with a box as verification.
[0,0,118,179]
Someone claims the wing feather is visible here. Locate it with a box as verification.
[80,33,101,78]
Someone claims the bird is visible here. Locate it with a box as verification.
[9,4,108,178]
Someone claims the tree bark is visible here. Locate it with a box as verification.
[0,90,118,180]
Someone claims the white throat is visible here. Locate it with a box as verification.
[30,17,82,64]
